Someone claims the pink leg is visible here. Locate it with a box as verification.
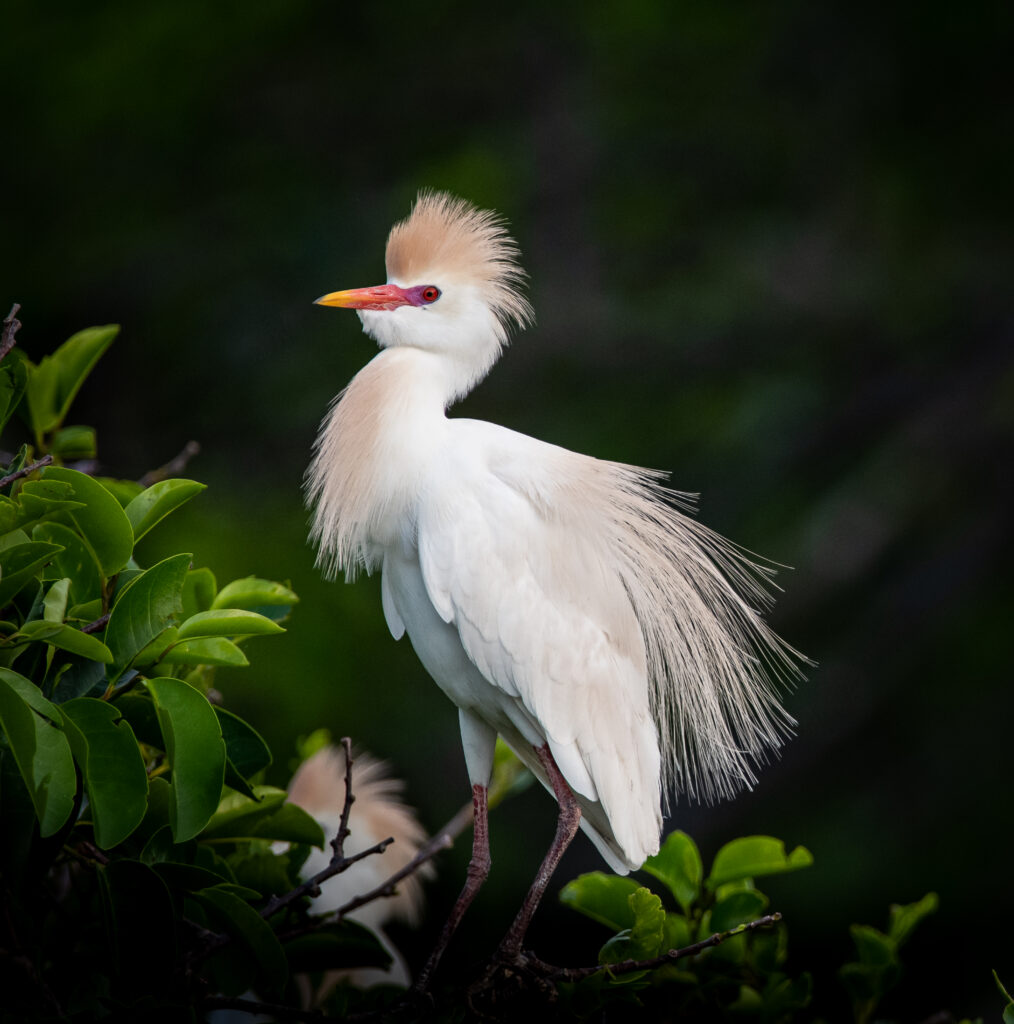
[497,744,581,960]
[415,783,491,990]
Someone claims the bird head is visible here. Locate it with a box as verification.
[315,191,534,398]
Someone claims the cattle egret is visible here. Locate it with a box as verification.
[307,191,802,979]
[286,746,431,993]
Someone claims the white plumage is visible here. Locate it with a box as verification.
[307,191,802,967]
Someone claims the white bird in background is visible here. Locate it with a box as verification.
[307,191,803,979]
[286,746,431,994]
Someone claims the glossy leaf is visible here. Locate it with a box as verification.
[710,889,769,932]
[177,608,284,640]
[707,836,813,889]
[147,677,226,842]
[32,522,102,605]
[643,830,703,914]
[61,697,148,848]
[559,872,642,931]
[194,885,287,993]
[212,576,299,611]
[181,567,217,619]
[200,786,324,846]
[124,479,206,543]
[159,636,249,667]
[215,706,272,778]
[17,620,113,662]
[14,479,85,530]
[0,540,64,606]
[43,577,71,622]
[105,553,190,679]
[26,325,118,437]
[41,467,133,576]
[0,667,75,836]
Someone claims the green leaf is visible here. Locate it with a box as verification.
[32,522,102,605]
[147,677,226,842]
[114,692,163,748]
[50,425,97,461]
[14,479,85,530]
[182,567,217,619]
[710,889,769,932]
[158,636,249,667]
[0,349,29,434]
[194,885,288,993]
[212,576,299,611]
[104,553,190,680]
[177,608,284,640]
[200,786,324,847]
[0,540,65,606]
[25,325,118,438]
[17,620,113,662]
[0,667,76,836]
[643,830,703,914]
[559,872,643,931]
[43,577,71,622]
[215,706,272,779]
[41,467,133,576]
[61,697,148,848]
[599,887,666,966]
[124,479,206,543]
[887,892,938,947]
[0,496,17,535]
[95,477,144,507]
[707,836,814,889]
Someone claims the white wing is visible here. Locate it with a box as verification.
[415,420,663,868]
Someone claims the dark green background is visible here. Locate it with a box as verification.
[6,1,1011,1017]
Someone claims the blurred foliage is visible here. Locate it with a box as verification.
[4,0,1012,1016]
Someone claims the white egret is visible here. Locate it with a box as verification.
[307,191,802,979]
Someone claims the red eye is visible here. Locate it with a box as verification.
[421,286,441,303]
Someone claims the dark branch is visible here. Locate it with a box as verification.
[0,455,53,490]
[523,912,784,982]
[137,440,200,487]
[0,303,21,362]
[81,613,110,635]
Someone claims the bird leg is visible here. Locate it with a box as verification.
[495,743,581,962]
[414,782,491,991]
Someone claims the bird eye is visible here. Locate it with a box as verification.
[421,286,441,303]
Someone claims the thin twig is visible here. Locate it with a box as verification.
[0,454,53,490]
[137,440,200,487]
[260,836,395,922]
[81,613,110,635]
[334,736,356,858]
[274,798,472,945]
[0,303,21,362]
[523,912,784,982]
[259,737,364,921]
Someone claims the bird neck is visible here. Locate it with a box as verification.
[306,347,453,575]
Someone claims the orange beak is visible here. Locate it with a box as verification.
[314,284,411,311]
